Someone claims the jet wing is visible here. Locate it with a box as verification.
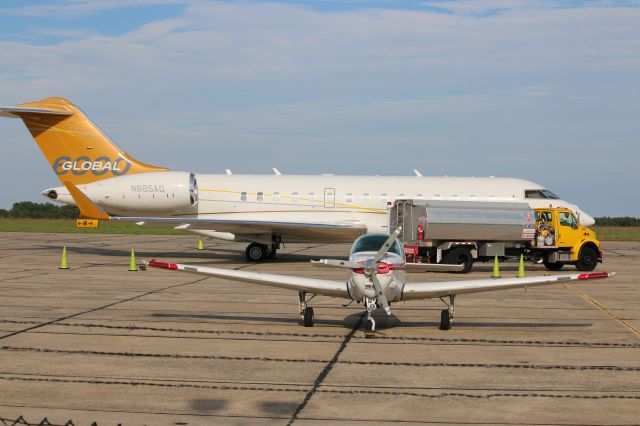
[147,261,350,298]
[112,216,367,242]
[402,272,614,300]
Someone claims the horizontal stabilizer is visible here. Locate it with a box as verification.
[0,105,73,118]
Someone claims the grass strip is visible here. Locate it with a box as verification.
[0,218,187,235]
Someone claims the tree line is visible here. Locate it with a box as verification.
[0,202,80,219]
[0,201,638,226]
[593,216,640,227]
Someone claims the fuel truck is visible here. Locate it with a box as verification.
[390,199,602,273]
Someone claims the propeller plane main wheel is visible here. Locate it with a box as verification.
[302,307,314,327]
[439,309,452,330]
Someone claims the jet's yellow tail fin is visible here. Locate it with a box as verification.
[0,97,167,185]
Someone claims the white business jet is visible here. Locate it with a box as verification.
[147,228,613,336]
[1,98,596,262]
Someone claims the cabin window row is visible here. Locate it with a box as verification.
[238,192,426,202]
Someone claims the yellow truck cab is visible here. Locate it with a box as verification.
[532,208,602,271]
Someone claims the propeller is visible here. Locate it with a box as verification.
[311,227,403,316]
[364,227,402,315]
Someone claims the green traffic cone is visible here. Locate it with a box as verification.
[491,255,501,279]
[517,254,526,278]
[59,246,69,270]
[129,247,138,272]
[197,239,204,250]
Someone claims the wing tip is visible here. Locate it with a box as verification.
[148,260,178,270]
[577,272,614,280]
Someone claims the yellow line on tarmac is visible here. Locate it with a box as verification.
[564,284,640,340]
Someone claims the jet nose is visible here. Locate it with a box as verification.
[579,211,596,227]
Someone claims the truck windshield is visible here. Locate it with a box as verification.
[351,234,403,256]
[559,212,578,227]
[526,189,560,199]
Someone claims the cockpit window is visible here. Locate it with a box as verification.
[525,189,560,199]
[351,234,403,256]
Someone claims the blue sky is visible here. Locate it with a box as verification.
[0,0,638,216]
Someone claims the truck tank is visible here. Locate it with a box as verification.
[391,200,535,243]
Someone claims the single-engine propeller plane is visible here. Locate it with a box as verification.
[147,228,613,337]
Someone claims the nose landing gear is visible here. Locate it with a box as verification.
[364,298,377,339]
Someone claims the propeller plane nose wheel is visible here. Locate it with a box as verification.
[364,298,377,339]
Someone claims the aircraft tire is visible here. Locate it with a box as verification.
[303,307,314,327]
[439,309,451,330]
[575,246,598,271]
[245,243,266,262]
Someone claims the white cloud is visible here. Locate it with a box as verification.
[0,0,191,18]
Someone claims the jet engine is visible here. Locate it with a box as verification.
[43,171,199,216]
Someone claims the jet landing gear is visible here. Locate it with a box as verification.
[364,298,377,339]
[298,291,316,327]
[245,242,278,262]
[439,295,455,330]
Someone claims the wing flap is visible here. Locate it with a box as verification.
[148,261,349,298]
[402,272,614,300]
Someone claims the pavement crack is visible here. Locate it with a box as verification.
[286,311,365,426]
[0,276,209,341]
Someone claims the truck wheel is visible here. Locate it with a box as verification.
[443,247,473,273]
[575,246,598,271]
[543,253,564,271]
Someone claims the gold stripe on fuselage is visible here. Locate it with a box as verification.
[199,188,387,215]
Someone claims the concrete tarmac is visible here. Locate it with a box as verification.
[0,232,638,425]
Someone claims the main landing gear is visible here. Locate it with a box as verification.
[439,295,455,330]
[245,242,278,262]
[298,291,315,327]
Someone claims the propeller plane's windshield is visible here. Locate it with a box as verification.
[351,234,404,257]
